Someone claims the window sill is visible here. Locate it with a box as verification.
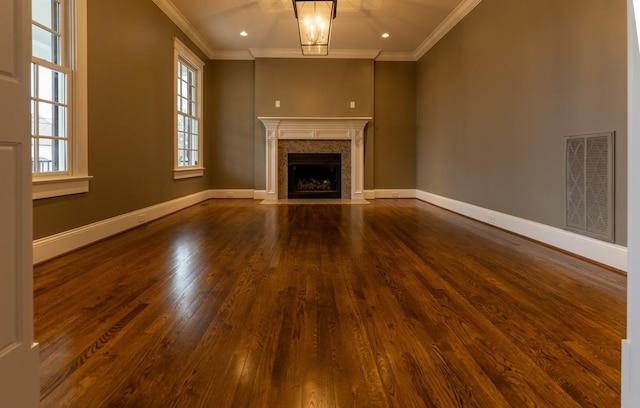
[33,175,92,200]
[173,167,205,180]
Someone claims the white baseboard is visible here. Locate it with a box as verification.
[622,339,632,408]
[33,187,628,271]
[33,191,210,264]
[374,189,418,199]
[209,189,256,199]
[253,190,267,200]
[416,190,628,271]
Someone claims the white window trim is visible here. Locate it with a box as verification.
[32,0,91,199]
[173,37,205,180]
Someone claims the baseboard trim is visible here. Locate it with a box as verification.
[374,189,418,199]
[33,188,628,271]
[416,190,628,271]
[622,339,634,407]
[209,189,256,199]
[33,191,210,264]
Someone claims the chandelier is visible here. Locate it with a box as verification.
[292,1,337,56]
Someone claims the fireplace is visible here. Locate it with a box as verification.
[258,117,370,201]
[288,153,341,199]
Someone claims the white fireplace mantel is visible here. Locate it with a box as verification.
[258,117,371,201]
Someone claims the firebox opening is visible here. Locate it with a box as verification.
[288,153,341,199]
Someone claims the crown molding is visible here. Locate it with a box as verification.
[210,50,254,60]
[152,0,215,59]
[413,0,482,61]
[153,0,479,62]
[249,48,381,60]
[249,48,300,59]
[375,52,417,62]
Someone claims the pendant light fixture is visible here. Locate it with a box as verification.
[292,1,337,56]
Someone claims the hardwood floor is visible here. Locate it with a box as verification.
[34,199,626,407]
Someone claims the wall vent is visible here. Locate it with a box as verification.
[565,132,614,242]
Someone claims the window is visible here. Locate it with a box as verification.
[31,0,68,174]
[173,38,204,179]
[31,0,89,199]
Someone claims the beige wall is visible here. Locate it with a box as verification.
[416,0,627,245]
[33,12,423,240]
[34,0,627,246]
[374,62,416,189]
[207,60,255,189]
[253,59,376,190]
[209,59,419,193]
[40,0,625,246]
[33,0,209,239]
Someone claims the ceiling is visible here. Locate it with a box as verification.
[152,0,482,61]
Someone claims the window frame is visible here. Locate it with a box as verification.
[173,37,205,180]
[31,0,90,199]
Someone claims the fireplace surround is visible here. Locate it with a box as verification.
[258,117,370,201]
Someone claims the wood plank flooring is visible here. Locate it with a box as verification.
[34,199,626,407]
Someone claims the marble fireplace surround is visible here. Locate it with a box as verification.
[258,117,371,201]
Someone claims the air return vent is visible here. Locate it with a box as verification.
[565,132,614,242]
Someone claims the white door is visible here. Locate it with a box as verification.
[0,0,40,406]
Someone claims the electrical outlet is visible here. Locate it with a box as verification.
[137,213,147,224]
[275,100,280,108]
[350,101,356,109]
[391,192,399,198]
[226,191,234,198]
[486,215,496,225]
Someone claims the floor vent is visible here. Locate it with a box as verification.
[565,132,614,242]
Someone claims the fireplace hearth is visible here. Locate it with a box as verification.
[288,153,341,199]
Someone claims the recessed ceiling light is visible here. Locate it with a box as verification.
[240,31,248,37]
[381,33,390,39]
